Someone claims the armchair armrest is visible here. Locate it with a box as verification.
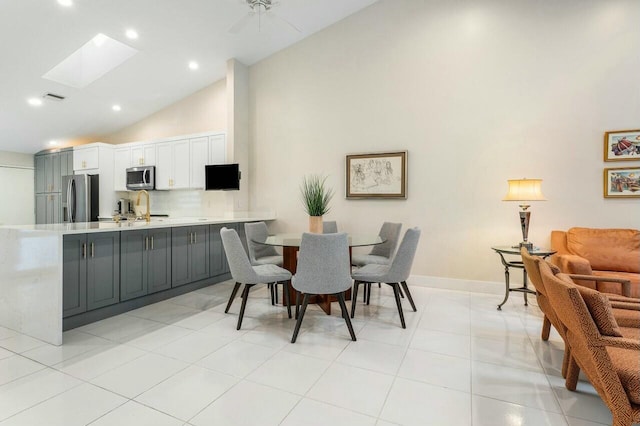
[555,254,593,275]
[596,336,640,350]
[567,274,632,298]
[610,301,640,311]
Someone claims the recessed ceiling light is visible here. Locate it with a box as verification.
[28,98,43,106]
[112,104,121,112]
[188,61,199,70]
[125,29,138,40]
[49,140,59,146]
[57,0,73,7]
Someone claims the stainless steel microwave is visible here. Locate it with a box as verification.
[126,166,155,190]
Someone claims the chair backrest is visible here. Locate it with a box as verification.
[293,232,352,294]
[369,222,402,258]
[520,247,547,296]
[245,222,279,264]
[384,227,421,283]
[323,221,338,234]
[221,227,259,284]
[539,262,631,417]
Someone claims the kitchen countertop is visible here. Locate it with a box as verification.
[0,212,276,235]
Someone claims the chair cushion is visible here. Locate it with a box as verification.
[351,254,391,267]
[607,346,640,405]
[352,264,390,283]
[612,308,640,328]
[252,264,291,282]
[567,228,640,273]
[253,255,283,267]
[569,280,623,337]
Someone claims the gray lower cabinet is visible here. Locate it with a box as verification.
[172,225,210,287]
[62,232,120,317]
[210,224,230,277]
[36,193,61,225]
[121,229,171,301]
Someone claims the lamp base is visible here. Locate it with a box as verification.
[519,242,533,250]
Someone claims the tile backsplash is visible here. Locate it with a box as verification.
[118,189,230,217]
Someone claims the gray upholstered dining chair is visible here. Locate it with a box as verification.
[351,227,421,328]
[351,222,402,266]
[290,233,356,343]
[322,221,338,234]
[221,227,292,330]
[245,221,284,305]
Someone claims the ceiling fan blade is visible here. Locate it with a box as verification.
[228,11,256,34]
[265,10,301,33]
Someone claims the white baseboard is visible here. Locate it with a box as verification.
[408,275,504,295]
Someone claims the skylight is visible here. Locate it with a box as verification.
[42,33,138,88]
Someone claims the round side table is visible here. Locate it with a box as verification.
[491,246,556,310]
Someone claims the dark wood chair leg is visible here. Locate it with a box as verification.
[391,283,406,329]
[337,292,356,341]
[269,283,276,305]
[237,284,253,330]
[291,293,310,343]
[366,283,371,305]
[363,283,368,303]
[283,281,292,319]
[399,285,405,298]
[225,282,242,313]
[400,281,416,311]
[295,291,300,319]
[351,281,360,318]
[274,283,279,305]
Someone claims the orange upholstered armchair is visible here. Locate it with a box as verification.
[539,262,640,426]
[551,227,640,298]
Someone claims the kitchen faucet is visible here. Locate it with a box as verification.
[136,190,151,222]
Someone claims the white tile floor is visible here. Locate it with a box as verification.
[0,281,636,426]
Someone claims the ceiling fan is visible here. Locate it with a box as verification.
[229,0,301,34]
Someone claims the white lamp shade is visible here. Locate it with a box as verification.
[503,179,546,202]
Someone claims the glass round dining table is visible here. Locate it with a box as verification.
[255,233,385,315]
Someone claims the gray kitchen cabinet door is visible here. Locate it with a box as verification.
[35,155,46,194]
[51,153,61,193]
[63,234,87,317]
[35,194,47,224]
[148,228,171,294]
[209,224,228,277]
[120,230,148,301]
[191,225,210,282]
[60,150,73,178]
[50,193,61,224]
[87,232,120,310]
[171,226,191,287]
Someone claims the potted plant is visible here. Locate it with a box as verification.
[300,174,334,233]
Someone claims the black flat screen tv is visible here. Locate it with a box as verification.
[205,164,240,190]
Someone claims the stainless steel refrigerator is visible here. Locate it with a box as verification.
[62,174,99,223]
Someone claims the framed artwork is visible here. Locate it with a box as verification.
[604,167,640,198]
[346,151,407,199]
[604,129,640,161]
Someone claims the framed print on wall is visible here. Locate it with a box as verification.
[346,151,407,199]
[604,129,640,161]
[604,167,640,198]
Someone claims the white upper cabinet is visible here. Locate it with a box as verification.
[73,146,99,171]
[131,144,156,166]
[156,140,190,190]
[190,137,209,189]
[113,147,132,191]
[209,134,226,165]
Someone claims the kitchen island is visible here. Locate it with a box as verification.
[0,213,275,345]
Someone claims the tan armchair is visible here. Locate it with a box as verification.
[551,227,640,297]
[539,262,640,426]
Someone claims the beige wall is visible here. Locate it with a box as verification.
[103,78,227,144]
[248,0,640,283]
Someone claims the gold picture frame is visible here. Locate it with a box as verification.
[346,151,407,199]
[604,129,640,161]
[604,167,640,198]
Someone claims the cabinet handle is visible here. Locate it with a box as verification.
[189,232,193,244]
[145,236,149,251]
[194,232,197,244]
[82,243,86,259]
[91,242,95,258]
[151,236,154,250]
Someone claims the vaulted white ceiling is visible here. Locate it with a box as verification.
[0,0,378,154]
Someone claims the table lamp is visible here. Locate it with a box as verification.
[503,178,546,250]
